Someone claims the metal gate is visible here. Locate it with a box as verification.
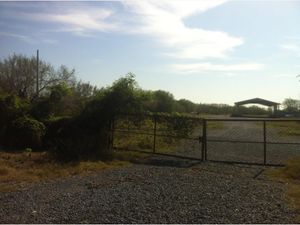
[205,119,300,166]
[111,114,204,160]
[111,114,300,166]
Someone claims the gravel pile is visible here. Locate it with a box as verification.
[0,157,297,223]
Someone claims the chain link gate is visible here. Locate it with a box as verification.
[205,119,300,166]
[111,114,205,161]
[110,114,300,166]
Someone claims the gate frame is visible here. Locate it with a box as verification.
[110,114,300,166]
[204,118,300,166]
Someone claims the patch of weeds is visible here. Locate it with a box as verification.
[207,121,224,130]
[0,151,130,192]
[269,157,300,221]
[268,122,300,136]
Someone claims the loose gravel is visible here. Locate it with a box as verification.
[0,156,297,224]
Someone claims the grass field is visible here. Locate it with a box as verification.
[268,121,300,136]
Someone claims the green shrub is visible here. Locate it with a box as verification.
[0,94,29,126]
[50,131,111,161]
[0,94,29,145]
[42,74,143,161]
[43,117,112,161]
[4,116,45,150]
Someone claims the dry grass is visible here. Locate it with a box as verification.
[0,151,133,192]
[113,131,183,154]
[207,121,224,130]
[269,157,300,220]
[268,121,300,136]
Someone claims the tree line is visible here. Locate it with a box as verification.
[0,53,298,160]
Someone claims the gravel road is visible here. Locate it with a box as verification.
[0,156,297,223]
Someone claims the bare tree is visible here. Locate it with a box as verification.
[0,53,75,100]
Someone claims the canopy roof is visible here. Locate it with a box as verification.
[235,98,280,107]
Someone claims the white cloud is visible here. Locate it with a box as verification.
[7,1,243,60]
[171,62,264,73]
[3,0,256,69]
[42,39,58,44]
[279,36,300,57]
[0,31,58,45]
[123,0,244,59]
[0,31,33,43]
[279,43,300,55]
[18,8,118,36]
[273,74,298,78]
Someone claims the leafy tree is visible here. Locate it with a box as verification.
[73,81,97,98]
[80,73,142,126]
[282,98,300,113]
[47,73,144,161]
[152,90,175,113]
[30,83,72,120]
[197,103,233,115]
[175,99,196,113]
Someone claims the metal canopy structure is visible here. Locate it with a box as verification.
[234,97,280,116]
[235,98,280,107]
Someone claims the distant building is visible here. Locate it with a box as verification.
[234,97,280,117]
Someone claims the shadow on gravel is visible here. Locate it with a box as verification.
[133,156,202,168]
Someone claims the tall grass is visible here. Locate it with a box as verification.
[270,157,300,220]
[0,151,130,192]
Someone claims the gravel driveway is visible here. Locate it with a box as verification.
[0,156,297,223]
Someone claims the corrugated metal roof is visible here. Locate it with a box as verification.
[235,98,280,106]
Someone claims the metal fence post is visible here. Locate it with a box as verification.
[201,119,205,161]
[263,121,267,165]
[111,116,115,150]
[203,119,207,161]
[153,115,157,153]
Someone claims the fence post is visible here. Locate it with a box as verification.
[153,115,157,153]
[201,119,205,161]
[111,116,115,150]
[263,121,267,165]
[203,119,207,161]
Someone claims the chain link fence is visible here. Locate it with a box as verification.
[205,119,300,165]
[111,115,300,166]
[112,114,204,159]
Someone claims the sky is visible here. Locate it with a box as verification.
[0,0,300,105]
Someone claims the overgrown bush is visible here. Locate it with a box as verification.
[0,94,29,126]
[0,94,29,145]
[45,74,143,161]
[51,130,111,161]
[4,116,45,150]
[156,113,197,138]
[44,117,112,161]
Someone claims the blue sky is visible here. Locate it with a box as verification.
[1,0,300,105]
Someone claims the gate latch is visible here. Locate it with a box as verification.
[198,136,203,143]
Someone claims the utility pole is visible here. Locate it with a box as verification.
[36,49,39,97]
